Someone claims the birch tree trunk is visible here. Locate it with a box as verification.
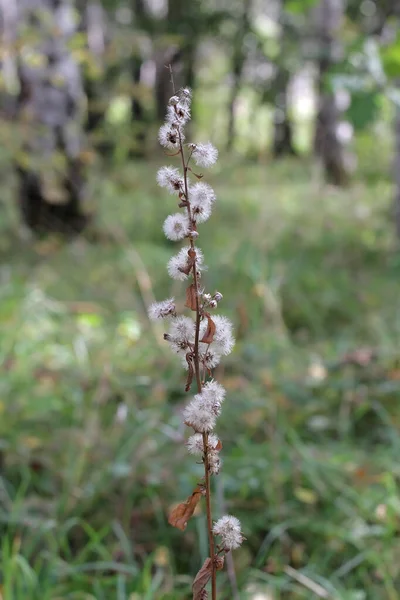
[0,0,88,233]
[314,0,349,185]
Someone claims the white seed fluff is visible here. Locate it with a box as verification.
[148,297,175,320]
[201,315,235,356]
[158,123,183,149]
[186,433,219,455]
[163,213,190,241]
[209,451,222,475]
[213,515,244,550]
[166,103,191,126]
[167,247,204,281]
[190,182,216,224]
[183,395,217,432]
[191,182,216,205]
[184,381,225,432]
[179,87,192,105]
[165,316,195,355]
[202,380,226,406]
[156,166,184,194]
[191,142,218,168]
[199,347,222,370]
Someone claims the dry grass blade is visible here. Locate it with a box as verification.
[284,566,331,598]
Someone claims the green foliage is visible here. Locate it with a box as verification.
[0,150,400,597]
[380,34,400,79]
[346,91,380,131]
[285,0,319,15]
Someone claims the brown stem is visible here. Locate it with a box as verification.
[203,431,217,599]
[177,120,217,599]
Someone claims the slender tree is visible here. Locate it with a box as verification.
[81,0,107,136]
[273,0,296,157]
[226,0,252,152]
[314,0,349,185]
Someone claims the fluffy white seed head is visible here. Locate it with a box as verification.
[168,95,180,106]
[213,315,235,356]
[179,87,192,106]
[163,213,190,241]
[166,103,191,126]
[190,142,218,168]
[202,380,226,406]
[199,315,235,356]
[209,451,222,474]
[156,166,184,194]
[190,182,216,224]
[158,123,183,149]
[184,381,225,432]
[183,395,217,432]
[186,433,219,455]
[165,316,195,355]
[167,247,204,281]
[213,515,244,550]
[148,297,176,320]
[181,346,221,372]
[199,347,222,370]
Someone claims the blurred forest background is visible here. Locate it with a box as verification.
[1,0,400,598]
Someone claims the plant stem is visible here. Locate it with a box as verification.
[178,126,217,599]
[203,431,217,599]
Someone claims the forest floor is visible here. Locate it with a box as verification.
[0,155,400,599]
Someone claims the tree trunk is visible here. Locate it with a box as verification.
[130,0,147,154]
[273,72,296,157]
[273,0,296,157]
[84,0,107,135]
[314,0,349,185]
[1,0,88,233]
[226,0,251,152]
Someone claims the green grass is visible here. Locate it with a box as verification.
[0,155,400,599]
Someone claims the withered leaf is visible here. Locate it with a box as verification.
[185,284,198,311]
[200,315,216,345]
[215,439,223,452]
[192,558,212,599]
[185,354,194,392]
[188,167,204,180]
[178,249,196,277]
[168,485,205,531]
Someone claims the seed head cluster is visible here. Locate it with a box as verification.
[149,84,243,589]
[213,515,244,550]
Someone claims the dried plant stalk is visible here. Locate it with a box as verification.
[149,75,243,600]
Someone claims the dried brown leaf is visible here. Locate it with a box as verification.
[200,315,216,345]
[178,249,196,276]
[185,284,198,311]
[192,558,212,599]
[185,354,194,392]
[168,485,205,531]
